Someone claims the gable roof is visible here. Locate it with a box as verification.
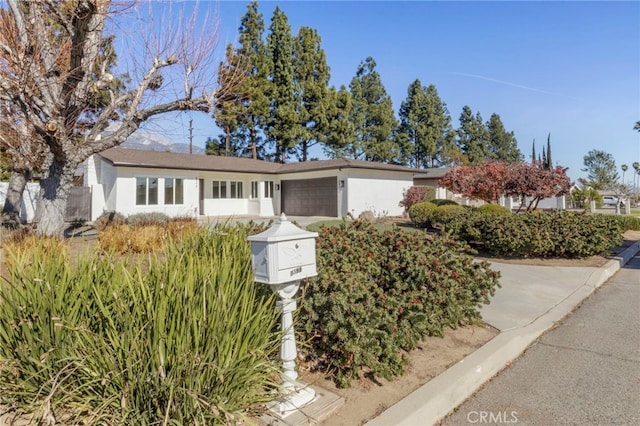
[97,148,422,175]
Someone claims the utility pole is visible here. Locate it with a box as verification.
[189,119,193,154]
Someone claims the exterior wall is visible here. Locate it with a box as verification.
[198,172,278,217]
[344,170,413,217]
[88,156,416,219]
[84,156,108,220]
[0,182,40,223]
[104,166,200,218]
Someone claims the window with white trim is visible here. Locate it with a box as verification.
[212,180,227,199]
[164,178,184,205]
[251,181,259,199]
[264,180,274,198]
[230,181,243,199]
[136,177,158,205]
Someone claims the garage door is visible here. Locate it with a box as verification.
[281,177,337,216]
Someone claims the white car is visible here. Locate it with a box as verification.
[602,196,625,207]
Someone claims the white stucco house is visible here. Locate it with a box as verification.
[83,148,421,221]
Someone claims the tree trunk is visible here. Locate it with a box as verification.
[2,168,30,229]
[250,126,257,160]
[35,159,75,237]
[225,125,231,157]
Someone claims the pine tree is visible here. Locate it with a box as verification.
[348,57,399,162]
[213,44,244,157]
[267,6,298,162]
[398,80,453,168]
[486,113,522,163]
[292,26,332,161]
[323,85,356,158]
[234,1,271,160]
[582,149,619,189]
[457,106,489,165]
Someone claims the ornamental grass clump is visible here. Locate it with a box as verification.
[98,217,200,254]
[0,225,280,424]
[298,220,500,387]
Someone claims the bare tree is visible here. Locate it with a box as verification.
[0,0,235,236]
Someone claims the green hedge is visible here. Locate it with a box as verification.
[298,221,500,387]
[609,214,640,231]
[437,210,624,258]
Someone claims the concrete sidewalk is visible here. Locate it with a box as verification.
[367,240,640,426]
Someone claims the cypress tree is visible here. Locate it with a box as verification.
[531,140,536,163]
[546,133,552,169]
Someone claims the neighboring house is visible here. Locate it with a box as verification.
[413,168,450,199]
[84,148,422,221]
[0,182,40,223]
[413,167,567,210]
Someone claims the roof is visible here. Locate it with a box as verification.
[96,148,423,175]
[413,167,451,179]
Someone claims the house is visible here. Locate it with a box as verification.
[413,168,450,199]
[84,148,422,221]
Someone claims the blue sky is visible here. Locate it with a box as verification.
[139,0,640,184]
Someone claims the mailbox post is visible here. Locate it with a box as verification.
[248,213,319,416]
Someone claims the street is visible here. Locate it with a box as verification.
[440,253,640,425]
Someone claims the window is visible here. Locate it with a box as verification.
[251,181,259,199]
[230,181,243,199]
[136,177,158,205]
[264,181,274,198]
[165,178,184,205]
[213,180,227,199]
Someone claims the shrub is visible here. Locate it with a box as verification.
[477,203,512,216]
[358,210,376,223]
[475,211,623,257]
[399,186,435,211]
[408,201,437,228]
[93,211,126,232]
[609,214,640,231]
[98,218,199,254]
[431,199,458,207]
[127,212,170,226]
[298,221,500,387]
[431,205,470,234]
[0,225,280,424]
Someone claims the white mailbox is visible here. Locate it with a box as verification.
[248,213,318,285]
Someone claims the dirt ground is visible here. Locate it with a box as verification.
[297,324,498,426]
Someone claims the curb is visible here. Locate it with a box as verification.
[366,241,640,426]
